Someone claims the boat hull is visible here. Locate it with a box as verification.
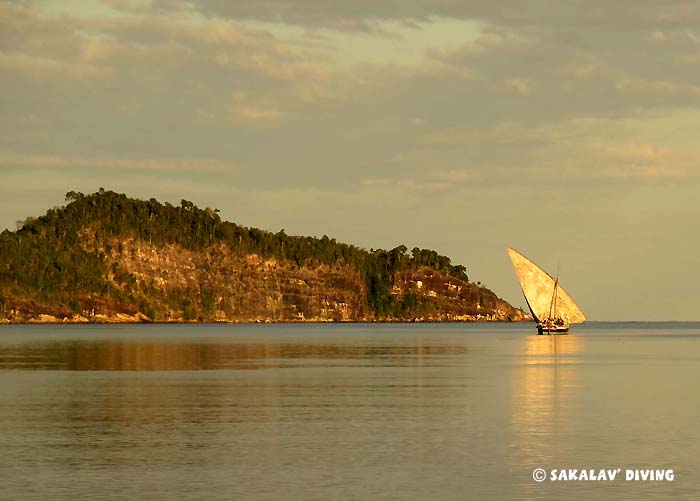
[537,323,569,335]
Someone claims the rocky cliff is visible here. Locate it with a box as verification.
[0,190,529,324]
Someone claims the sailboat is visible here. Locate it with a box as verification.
[506,247,586,335]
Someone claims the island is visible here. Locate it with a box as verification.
[0,190,529,324]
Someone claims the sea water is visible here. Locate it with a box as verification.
[0,322,698,500]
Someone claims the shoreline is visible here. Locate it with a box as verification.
[1,316,531,325]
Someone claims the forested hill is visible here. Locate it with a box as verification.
[0,189,528,323]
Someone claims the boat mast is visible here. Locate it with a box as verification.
[548,277,559,320]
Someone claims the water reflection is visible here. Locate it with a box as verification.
[0,339,469,371]
[510,335,583,468]
[0,330,480,499]
[2,324,697,499]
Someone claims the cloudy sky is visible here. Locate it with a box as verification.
[2,0,700,320]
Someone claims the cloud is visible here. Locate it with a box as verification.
[361,178,392,187]
[0,53,113,80]
[229,91,284,123]
[155,1,700,32]
[361,167,486,192]
[503,77,532,96]
[605,143,670,164]
[615,78,700,98]
[2,4,356,103]
[0,153,240,173]
[362,176,446,192]
[593,142,698,180]
[3,0,700,196]
[545,140,700,181]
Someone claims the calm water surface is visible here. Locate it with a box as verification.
[1,322,699,500]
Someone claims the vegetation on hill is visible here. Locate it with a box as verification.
[0,189,522,323]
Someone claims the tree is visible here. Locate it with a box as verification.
[65,191,84,203]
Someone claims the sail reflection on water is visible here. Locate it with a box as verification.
[509,335,583,467]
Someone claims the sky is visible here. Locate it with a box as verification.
[2,0,700,320]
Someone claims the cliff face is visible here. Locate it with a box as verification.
[107,239,369,322]
[0,190,529,324]
[1,237,528,323]
[390,268,530,322]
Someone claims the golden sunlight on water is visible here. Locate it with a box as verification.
[1,323,699,500]
[509,335,583,472]
[512,335,583,427]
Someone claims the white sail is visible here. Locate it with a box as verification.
[506,247,586,324]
